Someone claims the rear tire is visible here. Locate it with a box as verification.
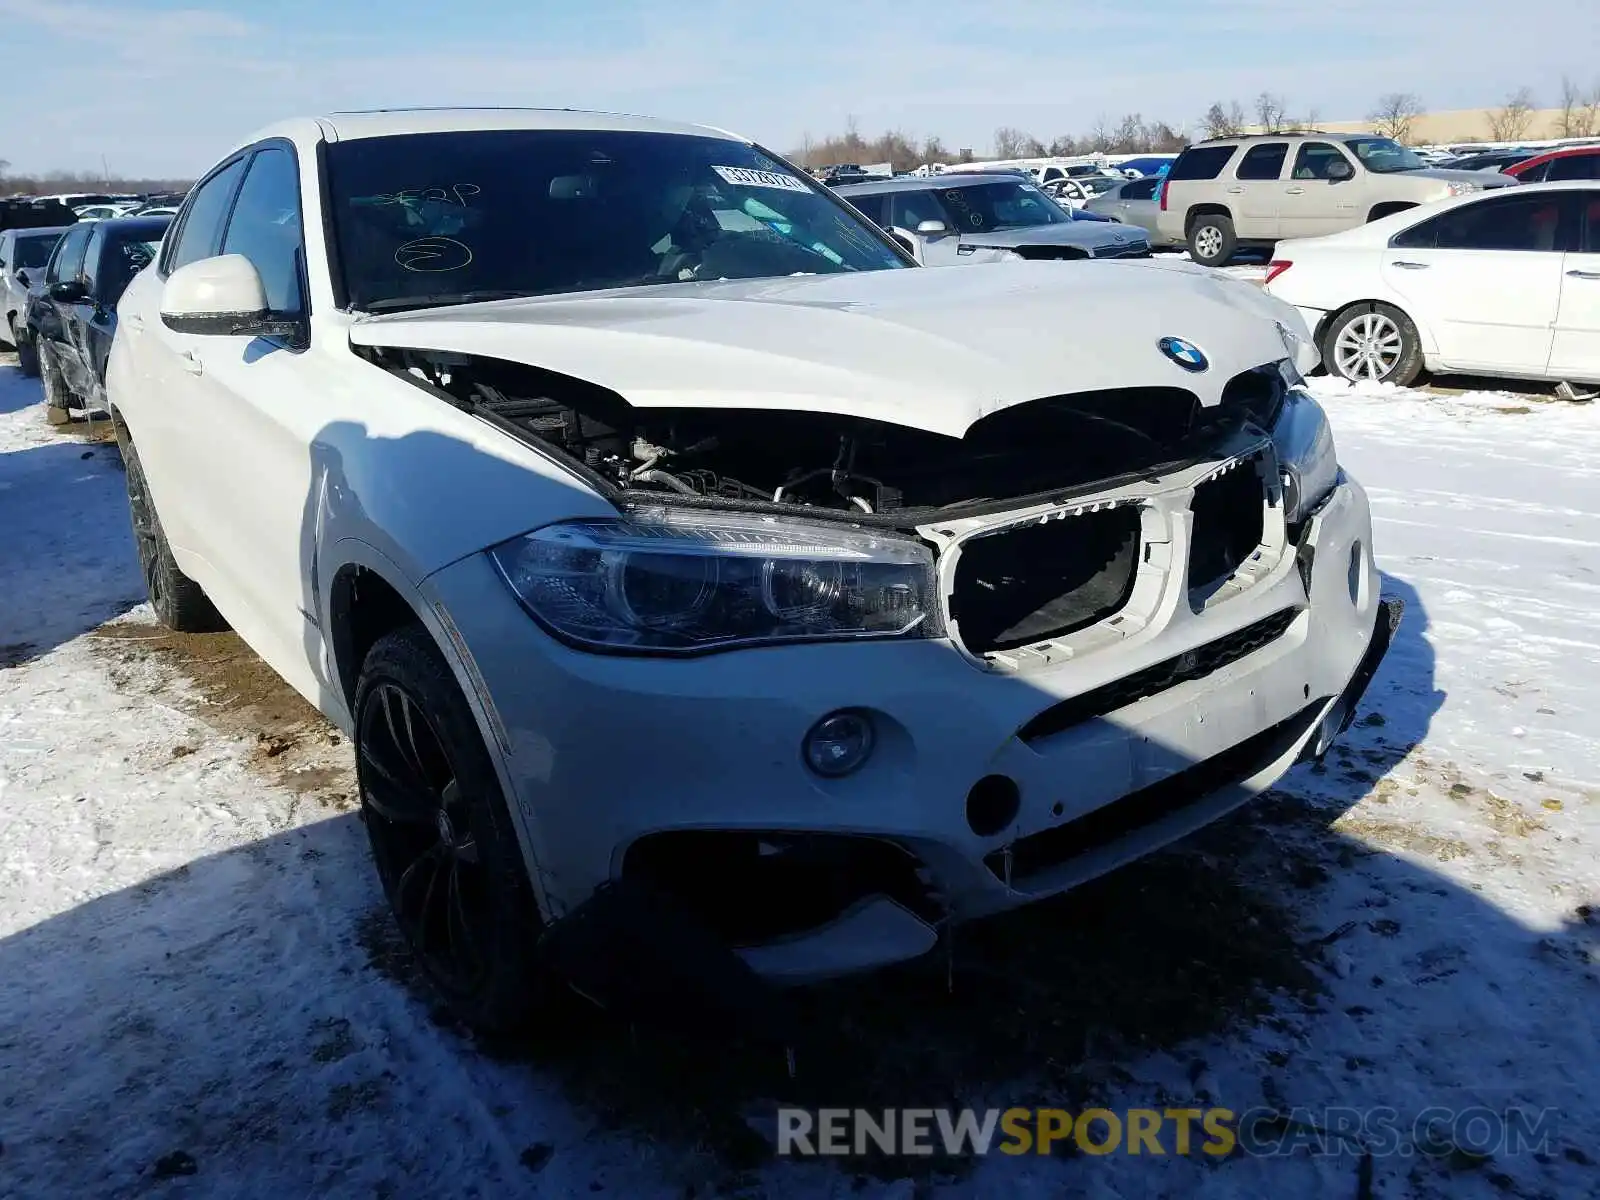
[1187,212,1237,267]
[355,624,547,1035]
[116,422,230,632]
[1323,303,1424,387]
[14,323,38,377]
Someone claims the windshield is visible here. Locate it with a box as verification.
[324,129,909,311]
[1342,137,1428,174]
[930,180,1071,232]
[13,233,61,269]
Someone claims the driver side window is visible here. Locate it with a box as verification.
[1292,143,1351,181]
[166,156,248,275]
[220,147,308,315]
[46,226,91,285]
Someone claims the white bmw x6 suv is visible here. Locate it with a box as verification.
[107,108,1397,1032]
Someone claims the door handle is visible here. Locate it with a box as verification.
[1225,186,1244,194]
[1285,187,1305,195]
[1392,261,1430,270]
[125,314,143,332]
[179,350,204,376]
[1567,269,1600,280]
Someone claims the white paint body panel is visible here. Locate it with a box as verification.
[108,109,1383,980]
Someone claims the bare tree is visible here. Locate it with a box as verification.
[1556,77,1598,138]
[1199,100,1246,139]
[1255,92,1289,133]
[1301,106,1322,131]
[992,126,1029,158]
[1020,135,1048,158]
[1369,92,1426,142]
[1047,134,1083,157]
[1486,88,1538,141]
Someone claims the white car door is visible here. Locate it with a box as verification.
[1548,188,1600,382]
[124,155,250,558]
[1381,191,1568,373]
[144,145,330,701]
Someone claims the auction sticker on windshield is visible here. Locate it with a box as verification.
[712,165,812,193]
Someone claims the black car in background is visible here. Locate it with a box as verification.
[28,214,170,423]
[0,197,78,234]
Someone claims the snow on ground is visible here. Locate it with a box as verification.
[2,357,1597,1199]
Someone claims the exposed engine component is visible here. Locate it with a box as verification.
[361,346,1286,523]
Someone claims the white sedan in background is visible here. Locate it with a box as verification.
[1265,182,1600,387]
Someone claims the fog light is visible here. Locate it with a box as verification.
[803,710,875,777]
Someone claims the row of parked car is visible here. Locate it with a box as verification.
[0,210,172,414]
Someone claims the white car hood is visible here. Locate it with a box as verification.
[349,262,1296,439]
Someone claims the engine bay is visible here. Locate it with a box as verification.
[360,346,1287,523]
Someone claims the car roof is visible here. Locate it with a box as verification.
[834,173,1028,194]
[7,225,69,238]
[1513,145,1600,168]
[91,215,174,238]
[227,108,749,157]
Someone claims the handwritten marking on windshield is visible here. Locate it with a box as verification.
[372,184,482,208]
[395,237,474,272]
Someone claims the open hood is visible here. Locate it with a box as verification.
[349,263,1296,440]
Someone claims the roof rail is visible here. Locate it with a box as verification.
[1195,129,1336,143]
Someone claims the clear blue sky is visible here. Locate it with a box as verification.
[4,0,1596,177]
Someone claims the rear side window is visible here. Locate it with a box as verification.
[1517,160,1551,182]
[1549,155,1600,182]
[1235,143,1288,180]
[1121,177,1159,201]
[1392,193,1570,252]
[1167,146,1237,181]
[844,192,889,228]
[166,156,248,274]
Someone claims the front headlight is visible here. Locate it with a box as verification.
[1272,390,1339,524]
[489,507,940,654]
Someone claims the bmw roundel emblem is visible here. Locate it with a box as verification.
[1158,336,1209,372]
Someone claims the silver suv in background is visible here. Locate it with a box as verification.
[1,225,68,375]
[836,173,1151,264]
[1156,132,1518,266]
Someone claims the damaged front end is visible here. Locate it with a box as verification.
[364,343,1361,989]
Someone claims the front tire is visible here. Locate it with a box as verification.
[1324,303,1424,387]
[116,422,229,631]
[355,624,546,1034]
[1187,212,1237,267]
[39,343,76,425]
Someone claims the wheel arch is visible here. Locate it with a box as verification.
[322,547,557,922]
[1318,298,1437,360]
[1366,201,1416,223]
[1184,202,1233,232]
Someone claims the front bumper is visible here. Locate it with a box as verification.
[427,474,1391,982]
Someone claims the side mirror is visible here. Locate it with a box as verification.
[49,280,88,303]
[915,219,949,236]
[160,253,300,339]
[1327,159,1354,182]
[15,269,30,288]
